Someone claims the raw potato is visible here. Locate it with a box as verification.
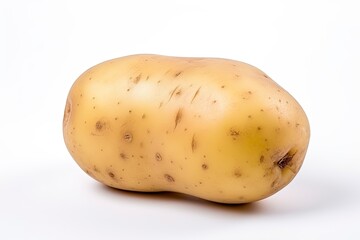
[63,54,310,204]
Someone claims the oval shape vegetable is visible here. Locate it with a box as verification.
[63,54,310,204]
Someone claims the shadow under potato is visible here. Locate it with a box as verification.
[97,183,262,214]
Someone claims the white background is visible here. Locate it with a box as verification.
[1,0,360,239]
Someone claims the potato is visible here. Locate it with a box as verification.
[63,54,310,204]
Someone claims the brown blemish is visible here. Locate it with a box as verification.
[93,165,99,172]
[120,152,127,160]
[141,114,146,119]
[155,152,162,161]
[164,174,175,182]
[174,71,182,77]
[168,85,180,102]
[191,134,197,152]
[158,101,163,108]
[277,151,296,169]
[202,164,208,170]
[134,74,142,84]
[175,89,182,96]
[260,155,264,163]
[234,169,242,178]
[257,126,262,131]
[95,120,106,131]
[191,87,201,103]
[263,74,270,79]
[108,172,115,178]
[230,128,241,140]
[123,132,133,142]
[221,85,225,88]
[174,108,183,129]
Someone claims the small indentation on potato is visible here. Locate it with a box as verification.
[164,174,175,183]
[277,151,296,169]
[141,114,146,119]
[174,108,183,130]
[168,85,180,102]
[202,164,208,170]
[260,155,264,163]
[191,134,197,152]
[191,87,201,103]
[155,152,162,161]
[108,172,115,178]
[123,132,133,142]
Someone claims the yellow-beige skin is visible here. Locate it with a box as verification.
[63,54,310,204]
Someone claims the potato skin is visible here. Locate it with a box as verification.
[63,54,310,204]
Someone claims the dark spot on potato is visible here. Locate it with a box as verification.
[123,132,133,142]
[155,152,162,161]
[260,155,264,163]
[248,115,252,119]
[234,169,242,178]
[174,108,183,129]
[212,100,217,104]
[92,97,95,100]
[260,108,264,112]
[164,174,175,182]
[202,164,208,170]
[159,102,163,108]
[108,172,115,178]
[263,74,269,79]
[257,126,262,131]
[146,75,150,80]
[134,74,142,84]
[248,91,252,94]
[142,114,146,119]
[120,152,128,160]
[95,121,106,131]
[277,151,295,169]
[191,134,197,152]
[191,87,201,103]
[221,85,225,88]
[174,71,182,77]
[128,110,132,113]
[230,128,241,140]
